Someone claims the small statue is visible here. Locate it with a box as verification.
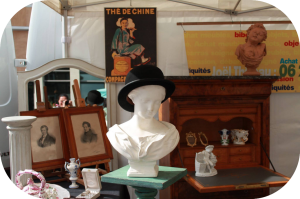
[235,23,267,76]
[195,145,217,177]
[219,129,230,146]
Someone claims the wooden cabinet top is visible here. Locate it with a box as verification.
[165,76,280,81]
[164,76,279,97]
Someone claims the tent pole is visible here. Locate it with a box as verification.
[62,9,68,58]
[71,0,123,9]
[232,0,241,13]
[169,0,227,13]
[177,21,292,26]
[237,6,275,14]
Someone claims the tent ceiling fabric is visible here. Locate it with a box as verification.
[42,0,278,16]
[42,0,63,15]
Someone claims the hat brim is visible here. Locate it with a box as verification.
[118,78,175,112]
[85,97,104,106]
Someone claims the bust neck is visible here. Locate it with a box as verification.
[247,40,260,47]
[119,115,169,138]
[131,115,153,129]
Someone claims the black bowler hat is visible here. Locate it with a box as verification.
[118,65,175,112]
[85,90,104,105]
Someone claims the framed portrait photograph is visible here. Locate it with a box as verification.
[63,106,113,164]
[20,109,70,170]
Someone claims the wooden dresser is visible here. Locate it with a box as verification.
[159,77,289,199]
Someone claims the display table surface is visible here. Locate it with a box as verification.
[101,165,187,199]
[46,178,130,199]
[102,165,187,189]
[185,166,289,193]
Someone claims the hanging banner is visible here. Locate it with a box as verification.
[104,8,157,83]
[184,30,300,93]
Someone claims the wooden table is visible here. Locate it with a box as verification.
[184,166,289,193]
[101,165,187,199]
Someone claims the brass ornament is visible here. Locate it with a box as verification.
[186,132,197,147]
[198,132,208,146]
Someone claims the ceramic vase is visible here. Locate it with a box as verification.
[65,158,81,188]
[218,129,230,146]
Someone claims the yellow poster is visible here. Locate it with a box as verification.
[184,30,300,93]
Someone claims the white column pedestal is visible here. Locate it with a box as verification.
[1,116,37,186]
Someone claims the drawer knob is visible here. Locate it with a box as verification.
[239,150,242,152]
[239,158,242,160]
[221,87,225,91]
[240,109,243,112]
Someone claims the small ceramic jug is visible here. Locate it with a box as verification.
[65,158,81,188]
[218,129,230,146]
[233,129,249,145]
[231,129,238,143]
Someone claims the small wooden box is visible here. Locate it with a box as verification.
[111,55,131,76]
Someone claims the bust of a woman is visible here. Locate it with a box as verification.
[107,65,179,177]
[235,23,267,76]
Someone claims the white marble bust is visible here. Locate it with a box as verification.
[107,85,179,177]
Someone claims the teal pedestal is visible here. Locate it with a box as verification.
[101,165,187,199]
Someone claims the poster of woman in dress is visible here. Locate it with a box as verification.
[105,8,157,82]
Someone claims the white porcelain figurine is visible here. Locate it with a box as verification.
[219,129,230,146]
[65,158,81,188]
[107,65,179,177]
[195,145,218,177]
[231,129,249,145]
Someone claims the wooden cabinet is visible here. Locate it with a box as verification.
[159,77,289,199]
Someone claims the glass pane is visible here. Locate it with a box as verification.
[80,71,104,81]
[28,81,34,111]
[44,82,70,107]
[44,72,70,80]
[80,82,105,103]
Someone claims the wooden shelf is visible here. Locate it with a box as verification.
[179,141,255,150]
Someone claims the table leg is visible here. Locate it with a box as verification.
[132,186,158,199]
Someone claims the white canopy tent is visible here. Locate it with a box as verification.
[42,0,278,15]
[0,1,300,198]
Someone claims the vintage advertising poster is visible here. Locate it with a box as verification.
[105,8,157,83]
[184,30,300,93]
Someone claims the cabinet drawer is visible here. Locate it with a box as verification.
[229,147,251,155]
[213,151,228,163]
[180,107,257,116]
[230,155,252,163]
[182,149,228,164]
[172,82,272,97]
